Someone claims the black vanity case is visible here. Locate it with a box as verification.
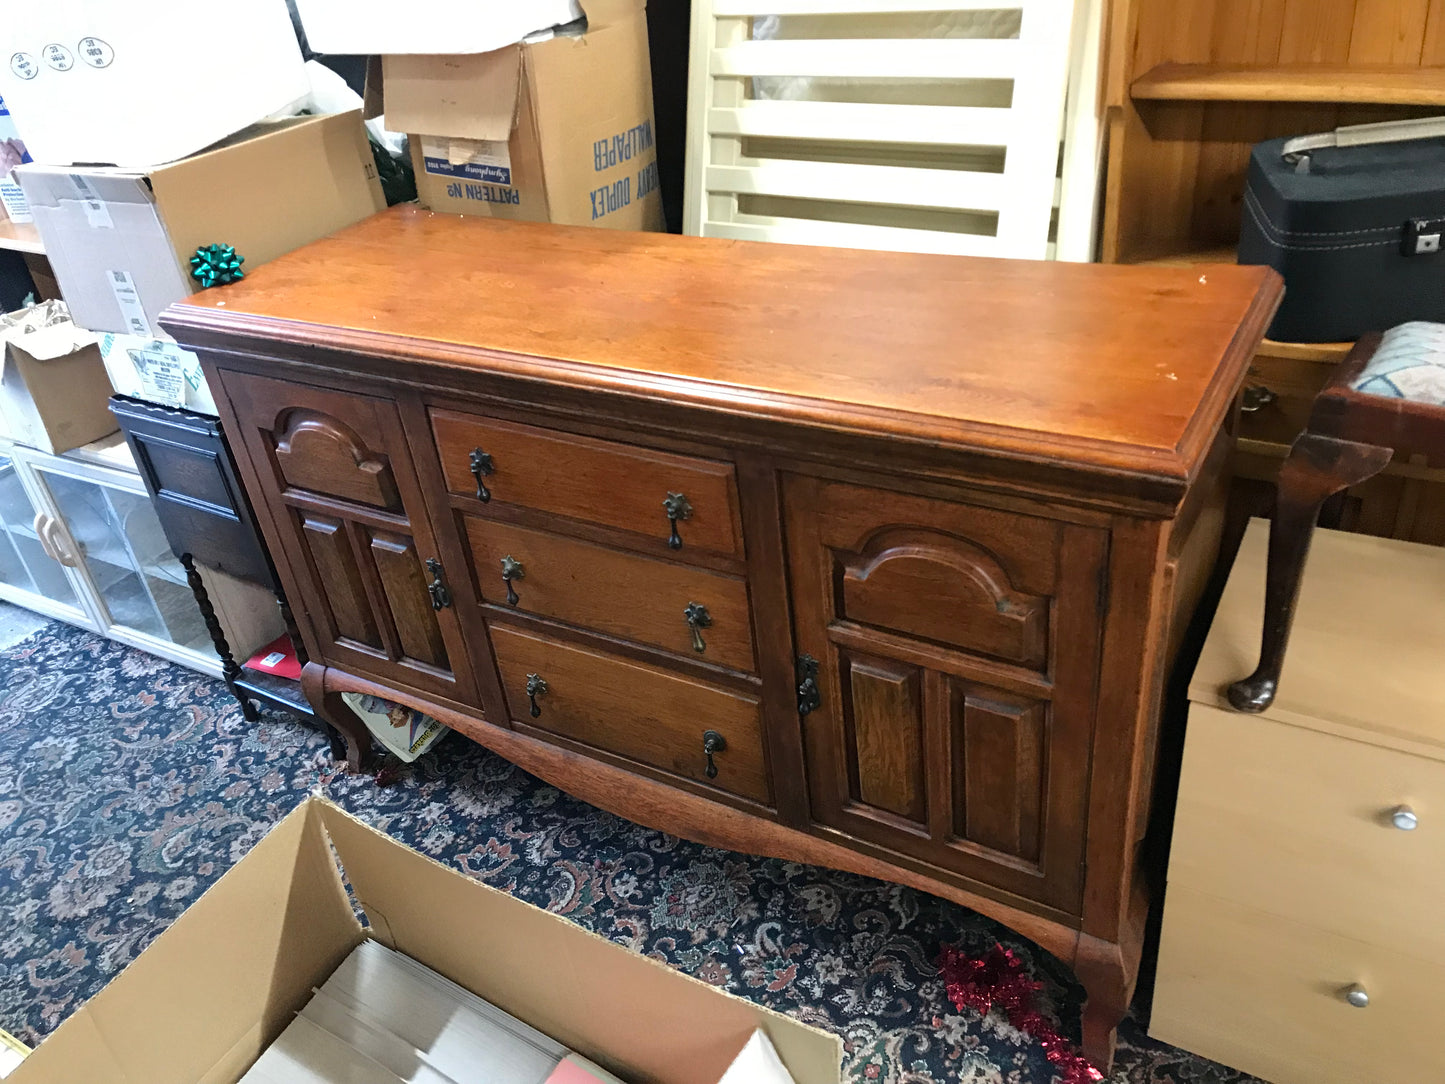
[1238,119,1445,343]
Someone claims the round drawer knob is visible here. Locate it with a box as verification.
[1391,805,1418,831]
[1343,983,1370,1009]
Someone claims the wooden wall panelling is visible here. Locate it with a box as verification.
[1426,0,1445,61]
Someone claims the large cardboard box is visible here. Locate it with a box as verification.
[0,302,115,455]
[18,112,385,337]
[0,0,308,168]
[393,1,663,230]
[10,797,841,1084]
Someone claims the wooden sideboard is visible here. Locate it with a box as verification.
[161,206,1281,1069]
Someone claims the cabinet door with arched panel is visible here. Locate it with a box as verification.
[784,474,1106,915]
[220,370,479,706]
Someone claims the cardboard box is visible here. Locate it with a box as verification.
[10,797,842,1084]
[100,333,217,416]
[0,301,116,455]
[18,112,385,337]
[0,0,307,168]
[395,1,664,230]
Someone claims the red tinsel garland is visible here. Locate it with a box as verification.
[938,942,1104,1084]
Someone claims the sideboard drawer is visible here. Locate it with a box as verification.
[1152,885,1445,1084]
[431,410,744,558]
[490,623,770,804]
[1170,704,1445,963]
[464,518,755,672]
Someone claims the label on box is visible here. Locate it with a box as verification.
[258,651,286,669]
[107,269,151,336]
[68,174,113,228]
[134,343,187,407]
[0,181,29,223]
[421,136,512,187]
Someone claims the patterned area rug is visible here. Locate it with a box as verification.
[0,622,1259,1083]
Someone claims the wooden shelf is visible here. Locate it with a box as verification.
[0,218,43,255]
[1131,63,1445,106]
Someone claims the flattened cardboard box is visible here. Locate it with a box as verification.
[0,0,307,168]
[11,796,841,1084]
[18,112,385,336]
[395,0,663,230]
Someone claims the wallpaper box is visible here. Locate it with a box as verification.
[17,112,384,336]
[9,796,842,1084]
[393,0,663,229]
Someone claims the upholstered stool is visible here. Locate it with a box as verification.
[1228,322,1445,712]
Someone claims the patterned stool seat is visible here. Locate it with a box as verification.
[1350,321,1445,404]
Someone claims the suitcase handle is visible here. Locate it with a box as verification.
[1283,115,1445,172]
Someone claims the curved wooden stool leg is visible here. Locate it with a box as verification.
[1227,433,1391,713]
[301,662,372,773]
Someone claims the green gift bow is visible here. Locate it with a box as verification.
[189,243,246,288]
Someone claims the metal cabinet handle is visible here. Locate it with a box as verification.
[500,555,524,607]
[684,601,711,653]
[1240,385,1278,414]
[1391,804,1418,831]
[663,491,692,550]
[469,448,494,503]
[702,729,726,778]
[1342,983,1370,1008]
[425,558,452,610]
[525,673,547,717]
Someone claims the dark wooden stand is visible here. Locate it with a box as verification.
[109,395,370,767]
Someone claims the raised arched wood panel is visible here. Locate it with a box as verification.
[839,526,1048,669]
[273,409,401,511]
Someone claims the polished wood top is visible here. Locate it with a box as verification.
[166,206,1280,492]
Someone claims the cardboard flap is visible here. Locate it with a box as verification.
[317,801,843,1084]
[383,49,523,142]
[295,0,583,54]
[11,801,364,1084]
[0,323,99,363]
[582,0,648,30]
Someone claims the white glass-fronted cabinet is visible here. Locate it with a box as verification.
[0,436,224,677]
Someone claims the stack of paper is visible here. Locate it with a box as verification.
[240,940,624,1084]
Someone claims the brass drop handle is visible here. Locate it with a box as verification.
[702,729,726,778]
[469,448,494,502]
[663,491,692,550]
[500,555,524,607]
[684,601,711,653]
[525,673,547,717]
[1240,385,1278,414]
[425,558,452,610]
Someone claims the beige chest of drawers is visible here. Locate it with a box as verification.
[1152,519,1445,1084]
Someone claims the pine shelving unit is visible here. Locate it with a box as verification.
[1100,0,1445,545]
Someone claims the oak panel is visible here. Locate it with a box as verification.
[843,653,925,823]
[370,530,449,670]
[301,513,378,648]
[434,410,744,558]
[463,517,755,672]
[953,686,1045,862]
[489,622,770,804]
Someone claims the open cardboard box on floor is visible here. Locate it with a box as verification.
[11,797,841,1084]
